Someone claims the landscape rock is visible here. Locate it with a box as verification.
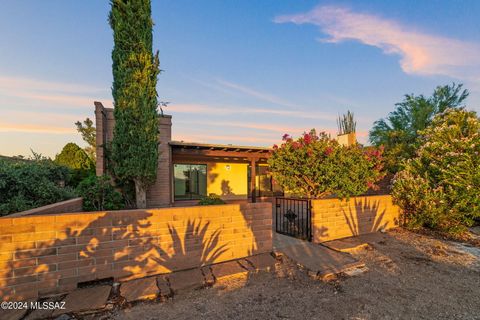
[52,285,111,317]
[25,296,64,320]
[167,269,204,293]
[120,277,159,302]
[201,266,215,285]
[156,276,172,297]
[210,261,248,281]
[0,307,29,320]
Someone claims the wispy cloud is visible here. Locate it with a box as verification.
[0,76,103,94]
[0,76,105,153]
[275,6,480,83]
[215,79,297,108]
[0,122,74,135]
[0,75,111,108]
[176,119,306,135]
[170,103,337,121]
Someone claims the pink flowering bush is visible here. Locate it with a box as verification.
[268,129,384,199]
[392,108,480,234]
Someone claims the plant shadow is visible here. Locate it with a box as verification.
[0,206,266,300]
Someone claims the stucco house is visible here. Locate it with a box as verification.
[94,102,283,208]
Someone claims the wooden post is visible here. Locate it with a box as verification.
[250,158,257,203]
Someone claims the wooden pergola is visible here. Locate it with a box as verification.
[170,141,272,202]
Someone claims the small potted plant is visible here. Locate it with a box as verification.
[337,110,356,146]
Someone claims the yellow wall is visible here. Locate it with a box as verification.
[337,132,356,146]
[311,195,401,243]
[0,203,272,300]
[207,163,248,199]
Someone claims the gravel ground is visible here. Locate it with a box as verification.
[110,229,480,320]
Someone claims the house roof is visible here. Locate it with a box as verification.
[169,141,271,153]
[169,140,271,161]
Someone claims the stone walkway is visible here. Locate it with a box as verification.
[1,253,277,320]
[2,233,371,320]
[273,233,366,278]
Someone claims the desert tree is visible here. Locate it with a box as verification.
[75,118,96,160]
[369,83,468,172]
[109,0,160,208]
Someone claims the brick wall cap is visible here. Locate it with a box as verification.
[7,198,83,218]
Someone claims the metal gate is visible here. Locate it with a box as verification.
[275,197,312,241]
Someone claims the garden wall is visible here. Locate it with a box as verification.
[0,202,272,301]
[311,195,401,243]
[9,198,83,217]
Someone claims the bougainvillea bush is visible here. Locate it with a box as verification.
[392,108,480,234]
[267,130,384,199]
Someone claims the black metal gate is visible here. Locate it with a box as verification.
[275,197,312,241]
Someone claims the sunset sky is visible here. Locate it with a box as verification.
[1,1,479,157]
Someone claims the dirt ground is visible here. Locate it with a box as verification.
[110,229,480,320]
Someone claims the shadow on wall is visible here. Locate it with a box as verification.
[221,180,235,196]
[342,198,389,237]
[151,219,229,270]
[0,204,271,300]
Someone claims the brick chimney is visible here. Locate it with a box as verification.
[147,115,172,207]
[94,101,173,207]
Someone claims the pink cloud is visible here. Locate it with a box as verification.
[275,6,480,83]
[0,75,111,108]
[0,122,74,135]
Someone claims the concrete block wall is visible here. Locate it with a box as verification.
[9,198,83,217]
[311,195,401,243]
[0,202,272,301]
[94,101,172,207]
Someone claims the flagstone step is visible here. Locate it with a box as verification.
[120,277,159,303]
[51,285,111,317]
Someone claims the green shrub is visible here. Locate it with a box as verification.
[55,142,95,186]
[392,108,480,234]
[0,158,75,215]
[369,83,469,173]
[198,194,226,206]
[268,130,385,199]
[76,175,124,211]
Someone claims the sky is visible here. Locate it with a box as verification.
[1,0,480,157]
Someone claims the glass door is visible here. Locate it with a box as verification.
[174,164,207,200]
[247,165,283,197]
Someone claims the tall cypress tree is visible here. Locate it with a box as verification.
[109,0,160,209]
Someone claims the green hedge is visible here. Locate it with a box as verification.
[0,158,75,215]
[76,175,124,211]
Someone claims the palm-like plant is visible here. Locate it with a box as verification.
[337,110,356,135]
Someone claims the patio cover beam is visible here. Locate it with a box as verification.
[171,148,270,159]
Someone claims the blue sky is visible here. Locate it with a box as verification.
[1,0,479,157]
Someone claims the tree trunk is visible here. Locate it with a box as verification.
[134,179,147,209]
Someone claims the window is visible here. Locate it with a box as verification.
[247,165,283,197]
[174,164,207,200]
